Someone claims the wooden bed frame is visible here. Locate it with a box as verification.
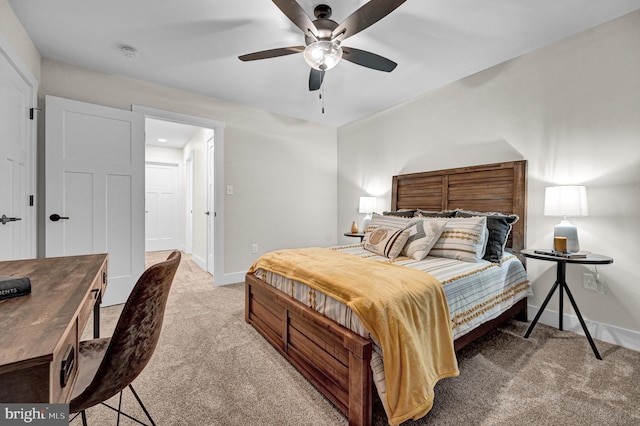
[245,160,528,425]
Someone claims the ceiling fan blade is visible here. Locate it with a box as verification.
[331,0,406,42]
[341,46,397,72]
[272,0,318,40]
[238,46,305,61]
[309,69,325,91]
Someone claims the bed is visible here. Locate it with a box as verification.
[245,160,529,425]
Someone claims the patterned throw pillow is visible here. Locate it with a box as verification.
[364,226,412,259]
[363,214,412,259]
[454,209,519,263]
[426,216,488,262]
[401,219,447,260]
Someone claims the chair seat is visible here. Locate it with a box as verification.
[71,337,111,401]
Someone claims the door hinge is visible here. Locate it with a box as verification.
[29,107,42,120]
[29,195,34,206]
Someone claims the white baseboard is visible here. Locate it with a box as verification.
[191,253,206,271]
[215,271,245,286]
[527,304,640,353]
[187,254,244,286]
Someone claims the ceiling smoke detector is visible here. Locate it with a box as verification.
[120,46,139,58]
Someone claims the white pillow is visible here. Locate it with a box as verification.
[425,216,488,262]
[401,219,447,260]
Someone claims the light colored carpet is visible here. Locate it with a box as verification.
[77,251,640,425]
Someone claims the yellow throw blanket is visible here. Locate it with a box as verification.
[248,247,459,425]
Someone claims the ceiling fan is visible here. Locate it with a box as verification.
[239,0,407,91]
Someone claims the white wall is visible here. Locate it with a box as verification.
[37,59,338,280]
[338,11,640,348]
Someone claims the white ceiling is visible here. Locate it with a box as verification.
[145,118,204,149]
[9,0,640,128]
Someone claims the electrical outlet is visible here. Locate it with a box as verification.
[583,273,598,291]
[252,243,258,254]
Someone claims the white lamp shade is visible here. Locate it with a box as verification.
[544,186,589,217]
[358,197,376,214]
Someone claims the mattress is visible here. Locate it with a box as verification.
[252,243,530,341]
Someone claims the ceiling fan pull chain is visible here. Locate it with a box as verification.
[321,85,325,114]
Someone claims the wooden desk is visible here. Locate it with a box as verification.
[0,254,108,403]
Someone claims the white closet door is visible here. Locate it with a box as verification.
[145,162,179,252]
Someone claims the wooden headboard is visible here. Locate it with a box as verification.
[391,160,527,255]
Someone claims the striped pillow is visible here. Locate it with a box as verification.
[454,209,519,263]
[364,213,411,233]
[426,216,488,262]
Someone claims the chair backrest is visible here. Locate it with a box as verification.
[70,250,181,412]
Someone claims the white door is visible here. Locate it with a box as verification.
[45,96,145,306]
[206,137,214,274]
[0,45,36,260]
[145,162,179,252]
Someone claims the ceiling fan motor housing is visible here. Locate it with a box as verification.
[313,4,332,19]
[305,17,338,45]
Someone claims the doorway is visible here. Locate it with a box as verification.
[135,106,224,284]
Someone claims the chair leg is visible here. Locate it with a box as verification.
[129,384,157,426]
[81,410,88,426]
[116,390,123,426]
[98,385,156,426]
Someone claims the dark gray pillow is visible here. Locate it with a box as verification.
[454,209,519,263]
[415,209,457,218]
[383,209,417,218]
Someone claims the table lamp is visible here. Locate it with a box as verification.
[358,196,376,232]
[544,185,588,252]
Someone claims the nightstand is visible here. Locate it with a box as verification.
[343,232,365,242]
[520,249,613,360]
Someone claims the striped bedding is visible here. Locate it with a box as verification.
[251,243,530,411]
[252,243,530,340]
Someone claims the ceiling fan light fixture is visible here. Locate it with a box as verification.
[303,40,342,71]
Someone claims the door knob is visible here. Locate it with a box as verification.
[0,214,22,225]
[49,214,70,222]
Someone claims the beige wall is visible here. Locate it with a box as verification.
[38,59,338,279]
[338,11,640,343]
[0,0,40,80]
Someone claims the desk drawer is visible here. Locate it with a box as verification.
[50,321,78,403]
[78,262,107,336]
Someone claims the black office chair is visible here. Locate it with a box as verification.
[69,250,181,425]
